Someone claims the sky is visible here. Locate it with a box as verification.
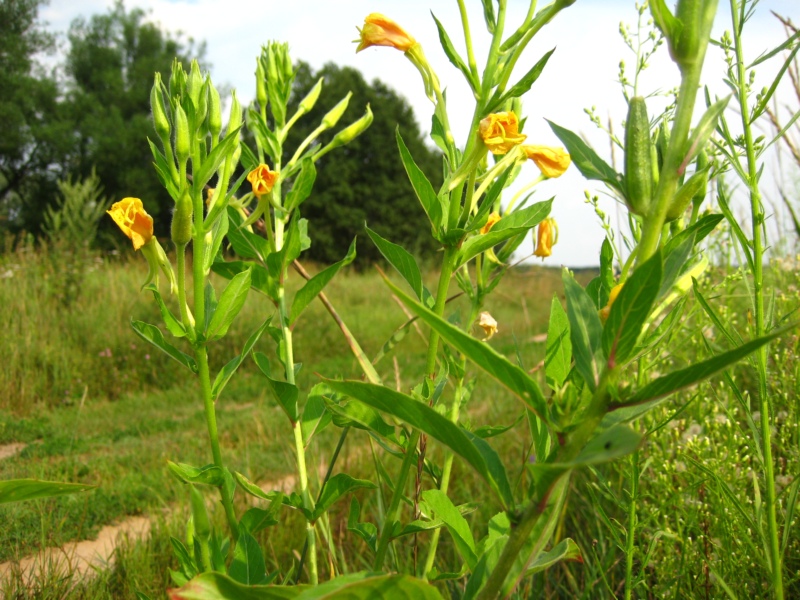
[39,0,799,267]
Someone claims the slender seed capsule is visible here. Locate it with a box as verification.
[150,74,170,141]
[624,96,653,217]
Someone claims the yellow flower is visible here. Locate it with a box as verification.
[479,112,527,155]
[247,164,278,198]
[599,283,624,322]
[523,145,571,178]
[481,212,501,234]
[107,197,154,251]
[356,14,417,53]
[477,311,498,340]
[534,218,558,259]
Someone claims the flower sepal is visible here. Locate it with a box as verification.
[140,237,177,295]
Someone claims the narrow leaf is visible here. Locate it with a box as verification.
[545,295,572,389]
[548,120,623,193]
[207,269,251,341]
[396,128,442,230]
[131,320,197,372]
[0,479,94,505]
[290,239,356,325]
[562,270,604,391]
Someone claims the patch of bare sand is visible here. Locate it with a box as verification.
[0,443,26,461]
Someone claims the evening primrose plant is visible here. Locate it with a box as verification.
[103,1,795,599]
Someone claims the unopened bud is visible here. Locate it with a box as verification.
[169,58,186,100]
[298,77,323,115]
[195,78,209,128]
[227,91,242,139]
[171,190,194,246]
[208,80,221,138]
[151,74,170,140]
[667,168,709,221]
[330,104,373,148]
[256,60,268,110]
[321,92,352,129]
[174,105,190,163]
[187,60,203,109]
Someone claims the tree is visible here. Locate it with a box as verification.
[283,62,443,267]
[0,0,73,232]
[64,1,204,238]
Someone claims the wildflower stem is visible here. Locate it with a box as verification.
[456,0,479,83]
[624,450,640,600]
[729,1,783,596]
[175,244,193,335]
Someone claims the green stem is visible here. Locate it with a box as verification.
[175,244,194,336]
[637,63,704,264]
[730,2,783,596]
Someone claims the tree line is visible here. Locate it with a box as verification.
[0,0,441,265]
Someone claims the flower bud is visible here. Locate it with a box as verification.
[624,96,653,216]
[174,104,190,163]
[666,168,709,221]
[255,60,268,111]
[534,218,558,259]
[187,60,203,110]
[481,212,501,234]
[321,93,352,129]
[169,58,186,100]
[298,77,323,116]
[151,74,170,141]
[226,91,242,140]
[330,104,373,148]
[171,190,194,246]
[208,80,222,139]
[195,77,209,129]
[673,0,716,69]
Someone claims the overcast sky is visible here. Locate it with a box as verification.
[40,0,799,266]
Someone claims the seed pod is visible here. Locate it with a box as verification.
[666,168,709,221]
[624,96,653,216]
[150,74,170,141]
[171,190,194,246]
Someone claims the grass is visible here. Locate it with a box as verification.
[0,246,798,598]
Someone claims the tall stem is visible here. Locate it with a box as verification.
[624,451,640,600]
[730,2,783,596]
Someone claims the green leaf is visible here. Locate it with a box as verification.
[207,268,251,341]
[168,462,225,487]
[234,471,274,502]
[422,489,477,569]
[253,352,299,423]
[212,260,276,300]
[383,277,549,421]
[649,0,682,47]
[663,213,723,256]
[229,531,268,585]
[659,234,695,298]
[239,507,278,535]
[194,127,242,192]
[466,168,512,232]
[131,320,197,373]
[396,128,442,231]
[290,239,356,325]
[301,388,331,445]
[147,138,179,201]
[432,13,477,91]
[285,158,317,212]
[547,120,623,193]
[0,479,94,505]
[602,249,663,367]
[296,572,444,599]
[168,571,303,599]
[312,474,376,521]
[347,497,377,553]
[170,537,198,581]
[683,96,731,169]
[204,210,229,272]
[226,208,271,261]
[211,318,271,400]
[492,49,555,111]
[456,200,552,268]
[325,380,513,509]
[365,227,432,307]
[322,394,403,448]
[145,284,186,338]
[523,538,582,576]
[545,295,571,389]
[603,326,791,426]
[562,270,604,391]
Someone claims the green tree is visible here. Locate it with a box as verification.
[64,1,204,238]
[283,62,443,267]
[0,0,74,232]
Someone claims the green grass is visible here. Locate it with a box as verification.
[0,248,798,598]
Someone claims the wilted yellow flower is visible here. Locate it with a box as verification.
[356,14,417,53]
[107,197,154,251]
[534,218,558,259]
[206,187,215,206]
[479,112,527,155]
[247,164,278,198]
[599,283,624,322]
[481,212,501,234]
[523,145,571,178]
[477,311,498,340]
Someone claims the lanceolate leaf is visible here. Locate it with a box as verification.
[194,127,242,193]
[602,250,663,367]
[547,120,623,193]
[207,268,251,341]
[422,489,477,569]
[492,49,555,111]
[311,474,377,521]
[562,271,603,391]
[432,13,477,91]
[284,158,317,213]
[396,128,442,230]
[145,284,186,338]
[325,380,514,509]
[211,318,271,400]
[603,326,791,426]
[131,320,197,373]
[253,352,299,423]
[383,277,549,421]
[229,531,268,585]
[365,227,433,308]
[290,239,357,325]
[0,479,94,505]
[168,462,225,487]
[545,295,571,389]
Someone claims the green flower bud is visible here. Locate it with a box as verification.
[227,91,242,139]
[189,485,211,540]
[208,80,222,139]
[187,60,203,109]
[666,167,709,221]
[297,77,323,115]
[150,74,170,141]
[624,96,653,216]
[195,78,209,129]
[321,92,352,129]
[171,190,194,246]
[174,104,190,163]
[330,104,373,148]
[169,58,186,100]
[673,0,717,69]
[255,61,268,110]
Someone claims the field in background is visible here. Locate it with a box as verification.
[0,247,798,598]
